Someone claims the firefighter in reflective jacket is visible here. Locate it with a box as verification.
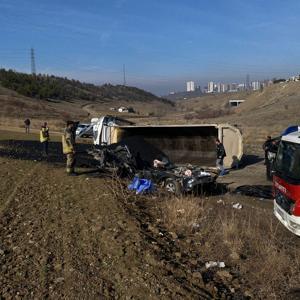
[62,121,77,175]
[40,122,50,156]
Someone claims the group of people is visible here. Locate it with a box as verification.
[24,119,77,176]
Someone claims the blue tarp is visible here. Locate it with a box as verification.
[128,177,154,194]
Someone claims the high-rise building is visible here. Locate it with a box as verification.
[186,81,195,92]
[221,83,227,93]
[237,83,246,91]
[246,74,250,90]
[229,83,238,92]
[207,81,214,93]
[251,81,261,91]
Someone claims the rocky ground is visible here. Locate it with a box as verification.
[0,130,299,299]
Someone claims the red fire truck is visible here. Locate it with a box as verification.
[273,126,300,236]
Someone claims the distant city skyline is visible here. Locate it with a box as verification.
[179,78,273,96]
[1,0,300,95]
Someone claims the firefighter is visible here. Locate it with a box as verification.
[62,121,77,176]
[40,122,50,156]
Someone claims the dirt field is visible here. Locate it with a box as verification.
[0,130,300,299]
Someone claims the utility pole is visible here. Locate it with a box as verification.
[123,64,126,86]
[31,48,36,75]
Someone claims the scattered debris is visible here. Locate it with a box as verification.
[232,203,243,210]
[184,169,192,176]
[88,136,217,195]
[233,185,273,199]
[192,223,200,229]
[205,261,226,269]
[128,177,154,194]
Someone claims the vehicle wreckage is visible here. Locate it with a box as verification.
[77,115,243,194]
[87,137,218,194]
[77,115,243,168]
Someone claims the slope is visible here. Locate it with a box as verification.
[177,81,300,152]
[0,71,175,130]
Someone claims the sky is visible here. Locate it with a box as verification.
[1,0,300,95]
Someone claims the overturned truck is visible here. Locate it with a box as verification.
[89,116,243,168]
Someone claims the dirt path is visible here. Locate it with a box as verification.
[81,103,96,117]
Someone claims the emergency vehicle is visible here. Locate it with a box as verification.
[273,126,300,236]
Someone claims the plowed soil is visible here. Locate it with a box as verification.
[0,130,299,299]
[0,131,214,299]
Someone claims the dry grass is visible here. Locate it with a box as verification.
[161,196,204,233]
[94,172,300,298]
[156,195,300,298]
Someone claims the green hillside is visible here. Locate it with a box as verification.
[0,69,172,105]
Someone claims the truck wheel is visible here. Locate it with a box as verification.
[165,178,182,195]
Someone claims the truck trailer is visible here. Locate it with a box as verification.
[78,116,243,168]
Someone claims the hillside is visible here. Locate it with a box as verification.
[0,69,172,104]
[2,70,300,154]
[0,70,175,130]
[175,81,300,152]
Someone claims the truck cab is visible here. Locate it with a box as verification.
[273,126,300,236]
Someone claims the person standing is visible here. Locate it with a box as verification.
[40,122,50,156]
[24,118,31,133]
[266,139,278,181]
[215,138,227,176]
[262,136,272,165]
[62,121,77,176]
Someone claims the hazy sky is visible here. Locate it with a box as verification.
[1,0,300,95]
